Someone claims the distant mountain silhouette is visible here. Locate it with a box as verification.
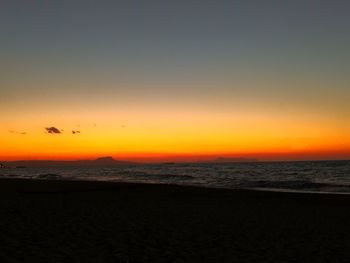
[2,157,135,168]
[206,157,258,163]
[1,156,259,168]
[94,157,116,163]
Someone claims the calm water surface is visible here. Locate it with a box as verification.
[1,161,350,193]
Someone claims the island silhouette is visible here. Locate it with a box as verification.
[1,156,259,168]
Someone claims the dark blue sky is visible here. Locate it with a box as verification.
[2,0,349,69]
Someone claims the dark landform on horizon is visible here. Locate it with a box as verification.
[0,157,133,168]
[206,157,258,163]
[0,156,260,168]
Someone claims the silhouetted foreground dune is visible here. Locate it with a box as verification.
[0,179,350,263]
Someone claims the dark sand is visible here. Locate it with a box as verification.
[1,179,350,262]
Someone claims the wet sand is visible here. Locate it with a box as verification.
[0,178,350,262]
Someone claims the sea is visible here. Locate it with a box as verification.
[1,160,350,194]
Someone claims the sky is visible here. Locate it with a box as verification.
[1,0,350,161]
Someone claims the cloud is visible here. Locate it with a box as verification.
[9,130,27,135]
[45,127,62,134]
[72,130,81,134]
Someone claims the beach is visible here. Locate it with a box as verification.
[0,179,350,262]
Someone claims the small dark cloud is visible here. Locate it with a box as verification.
[72,130,81,134]
[9,130,27,135]
[45,127,62,134]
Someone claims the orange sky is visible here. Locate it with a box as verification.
[1,1,350,162]
[2,103,350,161]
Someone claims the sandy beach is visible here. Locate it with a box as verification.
[0,178,350,262]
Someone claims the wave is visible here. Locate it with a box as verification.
[37,174,62,180]
[239,180,350,193]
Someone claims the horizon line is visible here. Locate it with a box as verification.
[1,157,350,164]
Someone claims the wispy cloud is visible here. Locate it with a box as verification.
[72,130,81,134]
[9,130,27,135]
[45,127,62,134]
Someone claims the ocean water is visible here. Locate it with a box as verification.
[1,160,350,194]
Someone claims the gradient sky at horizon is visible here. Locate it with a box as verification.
[1,0,350,161]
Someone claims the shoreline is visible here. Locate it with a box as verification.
[2,177,350,196]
